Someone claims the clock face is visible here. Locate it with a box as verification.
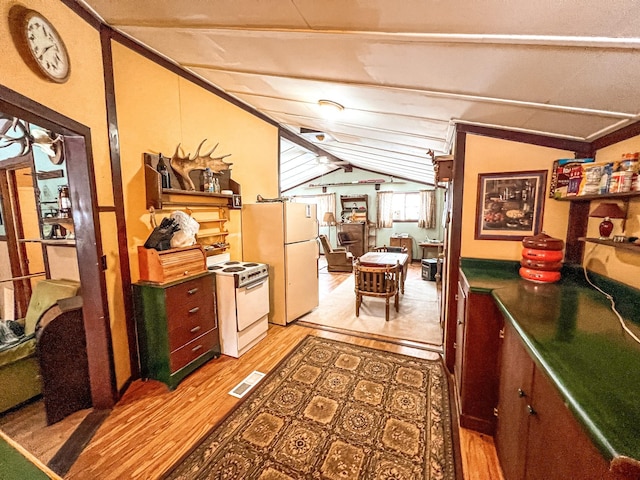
[23,11,70,83]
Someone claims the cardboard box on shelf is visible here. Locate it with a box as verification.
[549,158,594,198]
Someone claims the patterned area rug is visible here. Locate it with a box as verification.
[165,336,456,479]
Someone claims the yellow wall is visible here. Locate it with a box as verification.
[586,136,640,289]
[461,134,573,259]
[1,1,279,391]
[0,1,128,387]
[111,41,279,285]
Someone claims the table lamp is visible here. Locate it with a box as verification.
[589,202,626,239]
[323,212,336,244]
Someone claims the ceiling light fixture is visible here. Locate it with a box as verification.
[318,99,344,118]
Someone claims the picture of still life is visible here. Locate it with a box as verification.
[475,170,547,240]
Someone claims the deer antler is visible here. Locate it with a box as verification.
[0,117,32,157]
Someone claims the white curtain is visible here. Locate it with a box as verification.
[419,189,436,228]
[318,193,336,225]
[291,193,335,225]
[376,191,394,228]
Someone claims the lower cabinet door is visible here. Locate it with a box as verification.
[524,367,612,480]
[495,323,534,480]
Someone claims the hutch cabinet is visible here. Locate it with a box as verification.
[133,272,220,389]
[339,194,368,222]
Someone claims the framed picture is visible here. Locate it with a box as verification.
[475,170,547,240]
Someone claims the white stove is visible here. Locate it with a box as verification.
[206,256,270,358]
[207,261,269,288]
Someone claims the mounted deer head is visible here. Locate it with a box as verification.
[0,115,64,164]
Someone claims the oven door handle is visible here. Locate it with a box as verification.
[243,278,267,290]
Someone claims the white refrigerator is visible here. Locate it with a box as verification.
[242,202,319,326]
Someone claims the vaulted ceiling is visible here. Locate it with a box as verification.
[79,0,640,190]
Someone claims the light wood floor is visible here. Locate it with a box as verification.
[2,258,504,479]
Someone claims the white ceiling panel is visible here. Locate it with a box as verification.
[81,0,640,190]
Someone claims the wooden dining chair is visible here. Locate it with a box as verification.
[354,259,400,321]
[372,245,408,254]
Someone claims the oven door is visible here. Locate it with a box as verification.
[236,278,270,331]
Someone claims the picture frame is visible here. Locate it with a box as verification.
[475,170,547,240]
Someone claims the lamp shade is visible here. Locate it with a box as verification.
[589,202,625,219]
[323,212,336,225]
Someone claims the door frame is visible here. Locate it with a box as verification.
[0,84,117,410]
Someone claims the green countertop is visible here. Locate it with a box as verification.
[460,258,640,463]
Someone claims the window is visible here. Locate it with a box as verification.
[392,192,420,221]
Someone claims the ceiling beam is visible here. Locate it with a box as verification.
[279,127,347,165]
[111,23,640,50]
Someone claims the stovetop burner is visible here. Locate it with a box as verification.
[207,265,224,271]
[225,261,241,265]
[243,262,259,267]
[223,266,246,273]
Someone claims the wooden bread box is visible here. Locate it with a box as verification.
[138,244,206,284]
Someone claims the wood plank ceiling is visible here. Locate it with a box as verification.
[79,0,640,190]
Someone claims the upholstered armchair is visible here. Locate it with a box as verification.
[0,279,80,414]
[319,234,353,273]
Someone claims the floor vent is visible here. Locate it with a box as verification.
[229,371,265,398]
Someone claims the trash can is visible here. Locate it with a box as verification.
[421,258,438,281]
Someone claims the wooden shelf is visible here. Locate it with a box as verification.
[197,229,229,238]
[580,237,640,252]
[554,192,640,202]
[143,155,241,210]
[42,217,73,227]
[19,238,76,246]
[203,245,229,256]
[196,218,227,224]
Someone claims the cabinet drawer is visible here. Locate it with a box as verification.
[168,303,216,352]
[165,276,212,327]
[170,330,217,373]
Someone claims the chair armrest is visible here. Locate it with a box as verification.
[333,246,347,252]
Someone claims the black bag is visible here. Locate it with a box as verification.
[143,217,180,251]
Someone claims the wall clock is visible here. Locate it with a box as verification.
[10,7,71,83]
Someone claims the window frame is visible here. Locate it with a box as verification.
[391,191,420,223]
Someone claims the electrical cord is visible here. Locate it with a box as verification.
[583,245,640,345]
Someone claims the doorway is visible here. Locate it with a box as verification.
[0,87,117,466]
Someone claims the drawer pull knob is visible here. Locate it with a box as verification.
[518,388,526,398]
[192,345,203,353]
[189,307,200,314]
[188,288,198,295]
[527,405,537,416]
[190,326,201,333]
[183,270,189,276]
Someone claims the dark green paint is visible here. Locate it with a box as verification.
[0,436,50,479]
[132,273,220,390]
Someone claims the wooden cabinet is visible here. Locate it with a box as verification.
[133,272,220,389]
[496,323,613,480]
[339,222,367,258]
[340,194,368,223]
[454,272,503,434]
[390,235,413,259]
